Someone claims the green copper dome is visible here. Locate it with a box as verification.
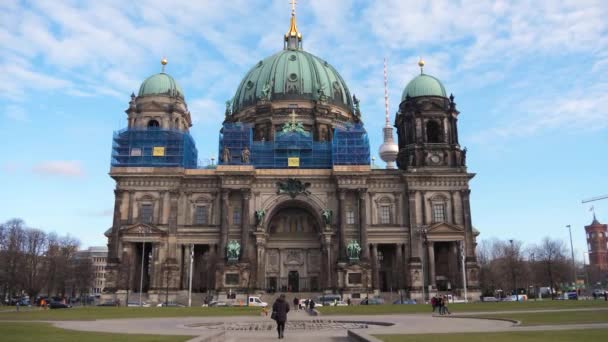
[138,73,184,98]
[401,74,447,100]
[232,50,353,113]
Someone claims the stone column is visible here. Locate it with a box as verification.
[109,189,125,261]
[256,241,266,289]
[158,191,166,225]
[359,189,370,260]
[208,244,217,290]
[407,191,419,259]
[371,244,380,290]
[395,243,403,289]
[167,190,179,263]
[338,189,347,260]
[220,190,230,259]
[428,242,436,287]
[322,232,333,289]
[241,190,251,262]
[461,189,474,257]
[393,192,401,225]
[127,191,134,224]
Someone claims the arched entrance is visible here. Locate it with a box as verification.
[263,201,324,292]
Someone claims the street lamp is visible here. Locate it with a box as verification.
[566,225,576,287]
[509,239,517,301]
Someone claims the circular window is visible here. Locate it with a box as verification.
[289,54,297,61]
[289,73,298,81]
[246,80,254,89]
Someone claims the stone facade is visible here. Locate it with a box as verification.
[103,164,480,301]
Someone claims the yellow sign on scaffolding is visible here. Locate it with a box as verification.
[288,157,300,167]
[152,146,165,156]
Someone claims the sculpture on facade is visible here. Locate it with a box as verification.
[226,240,240,262]
[353,94,361,117]
[261,81,272,101]
[255,209,266,226]
[347,240,361,262]
[241,146,250,164]
[221,146,231,164]
[225,100,232,117]
[276,178,311,198]
[461,147,467,166]
[321,208,333,225]
[317,83,327,102]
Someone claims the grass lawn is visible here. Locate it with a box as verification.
[0,322,193,342]
[471,310,608,325]
[374,329,608,342]
[317,300,608,315]
[0,306,261,321]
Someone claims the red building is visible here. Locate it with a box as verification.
[585,216,608,285]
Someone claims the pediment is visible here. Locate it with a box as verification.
[120,223,166,236]
[427,222,464,235]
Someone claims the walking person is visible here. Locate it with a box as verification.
[442,295,451,315]
[272,294,290,339]
[437,296,444,315]
[431,296,437,313]
[293,297,299,311]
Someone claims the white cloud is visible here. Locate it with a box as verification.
[32,161,85,178]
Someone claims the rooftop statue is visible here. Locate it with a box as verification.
[241,146,251,164]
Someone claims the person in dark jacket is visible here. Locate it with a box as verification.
[272,294,290,339]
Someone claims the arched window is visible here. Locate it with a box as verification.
[426,120,442,143]
[147,119,160,129]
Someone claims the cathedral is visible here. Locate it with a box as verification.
[104,7,480,303]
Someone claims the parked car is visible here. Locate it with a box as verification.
[49,301,71,309]
[481,296,499,302]
[360,297,384,305]
[247,296,268,307]
[157,302,185,307]
[592,289,606,298]
[127,301,151,307]
[393,299,417,304]
[97,300,120,307]
[317,294,342,306]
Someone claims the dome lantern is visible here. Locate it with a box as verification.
[284,0,303,50]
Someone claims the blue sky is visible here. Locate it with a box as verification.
[1,0,607,261]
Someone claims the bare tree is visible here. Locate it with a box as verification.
[23,228,47,299]
[534,237,569,298]
[0,219,26,299]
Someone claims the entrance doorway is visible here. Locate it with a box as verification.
[288,271,299,292]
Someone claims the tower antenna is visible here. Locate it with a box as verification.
[384,58,390,127]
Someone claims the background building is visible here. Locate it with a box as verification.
[76,246,108,295]
[103,7,480,304]
[585,216,608,285]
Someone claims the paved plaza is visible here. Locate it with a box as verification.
[47,308,608,341]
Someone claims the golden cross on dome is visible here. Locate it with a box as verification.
[290,0,297,15]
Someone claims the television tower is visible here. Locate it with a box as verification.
[378,58,398,169]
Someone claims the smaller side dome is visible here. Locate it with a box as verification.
[401,74,447,101]
[138,73,184,99]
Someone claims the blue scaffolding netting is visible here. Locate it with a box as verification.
[111,128,198,168]
[218,123,370,168]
